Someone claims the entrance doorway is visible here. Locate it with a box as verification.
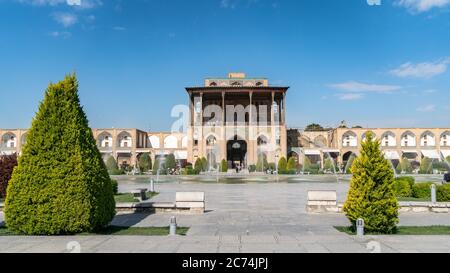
[227,136,247,170]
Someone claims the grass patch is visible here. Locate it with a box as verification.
[0,225,189,236]
[397,197,430,202]
[335,226,450,235]
[114,192,159,203]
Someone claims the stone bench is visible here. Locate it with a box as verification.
[306,190,339,213]
[130,188,148,202]
[175,192,205,213]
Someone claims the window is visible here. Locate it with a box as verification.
[194,140,198,146]
[105,142,109,147]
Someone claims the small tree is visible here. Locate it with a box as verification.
[0,154,18,198]
[201,157,208,172]
[343,132,398,234]
[256,153,268,172]
[138,153,152,172]
[323,158,336,172]
[305,123,324,131]
[398,157,413,174]
[194,158,203,174]
[5,74,115,235]
[220,159,228,173]
[165,153,176,171]
[419,157,432,174]
[106,156,121,175]
[287,157,297,171]
[278,157,287,173]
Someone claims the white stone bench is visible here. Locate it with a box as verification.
[176,192,205,213]
[306,190,339,213]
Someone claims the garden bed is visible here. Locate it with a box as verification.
[0,225,189,236]
[114,192,159,203]
[335,226,450,235]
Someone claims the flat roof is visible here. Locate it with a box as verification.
[186,86,289,93]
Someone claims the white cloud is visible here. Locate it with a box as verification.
[329,81,402,93]
[337,93,364,101]
[16,0,101,9]
[395,0,450,13]
[417,104,436,112]
[390,59,449,78]
[52,12,77,27]
[48,30,71,38]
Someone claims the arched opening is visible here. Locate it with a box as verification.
[227,135,247,171]
[381,131,396,147]
[401,131,416,147]
[362,131,376,142]
[117,131,132,148]
[149,135,160,149]
[1,132,17,149]
[181,136,188,148]
[342,131,357,147]
[206,135,217,146]
[420,131,436,147]
[97,131,113,148]
[441,131,450,147]
[313,135,327,147]
[164,135,178,149]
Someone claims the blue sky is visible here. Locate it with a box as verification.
[0,0,449,131]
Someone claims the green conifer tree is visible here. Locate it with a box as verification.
[138,153,152,172]
[287,157,297,171]
[278,157,287,173]
[343,132,398,234]
[5,74,115,235]
[220,159,228,173]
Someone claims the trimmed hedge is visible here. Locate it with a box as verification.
[111,179,118,195]
[437,184,450,202]
[393,179,412,198]
[412,182,434,199]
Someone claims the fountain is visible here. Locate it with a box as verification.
[388,159,398,178]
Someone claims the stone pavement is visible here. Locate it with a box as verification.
[1,181,450,253]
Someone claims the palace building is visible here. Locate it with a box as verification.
[185,72,289,169]
[1,73,450,172]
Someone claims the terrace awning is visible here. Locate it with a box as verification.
[322,149,340,154]
[304,149,321,156]
[421,150,440,159]
[174,151,187,160]
[440,150,450,159]
[384,150,400,160]
[402,150,418,154]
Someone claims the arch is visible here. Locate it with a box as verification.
[381,131,396,147]
[440,131,450,147]
[164,135,178,149]
[313,135,327,147]
[181,136,188,148]
[342,131,357,147]
[401,131,416,147]
[1,132,17,148]
[206,135,217,146]
[420,131,436,147]
[117,131,132,148]
[149,135,160,149]
[209,82,217,87]
[21,133,28,145]
[97,131,113,148]
[257,134,269,146]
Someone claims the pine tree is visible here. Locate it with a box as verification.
[278,157,287,173]
[105,155,121,175]
[5,74,116,235]
[165,153,176,171]
[201,157,208,172]
[138,153,152,172]
[287,157,297,171]
[343,132,398,234]
[419,157,432,174]
[194,158,202,174]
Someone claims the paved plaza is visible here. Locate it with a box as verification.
[1,176,450,253]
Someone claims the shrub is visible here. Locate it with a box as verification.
[110,179,118,195]
[220,159,228,173]
[432,161,450,172]
[437,184,450,202]
[165,153,176,171]
[397,158,413,174]
[393,178,412,197]
[5,74,115,235]
[323,158,338,173]
[412,182,434,199]
[138,153,152,172]
[396,176,415,188]
[287,157,297,171]
[0,154,18,199]
[343,132,398,234]
[194,158,202,173]
[106,156,123,175]
[419,157,433,174]
[248,164,256,173]
[200,157,208,172]
[278,157,287,173]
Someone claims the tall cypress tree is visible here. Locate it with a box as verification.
[5,74,116,235]
[343,132,398,234]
